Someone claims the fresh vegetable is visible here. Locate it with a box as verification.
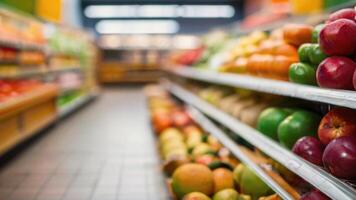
[323,136,356,180]
[246,54,297,80]
[292,136,324,166]
[316,56,356,90]
[318,108,356,145]
[312,24,325,43]
[298,44,327,65]
[298,43,313,62]
[289,63,316,85]
[283,24,313,47]
[309,44,327,65]
[278,111,321,149]
[257,107,291,141]
[319,19,356,56]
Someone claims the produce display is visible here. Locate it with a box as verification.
[173,80,356,195]
[0,79,43,102]
[170,7,356,91]
[0,5,98,156]
[144,85,295,200]
[0,7,45,47]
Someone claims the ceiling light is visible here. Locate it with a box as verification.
[85,5,137,18]
[180,5,235,18]
[85,5,235,19]
[96,20,179,34]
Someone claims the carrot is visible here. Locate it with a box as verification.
[283,24,313,47]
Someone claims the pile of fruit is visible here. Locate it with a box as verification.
[0,8,45,46]
[145,85,284,200]
[180,81,356,194]
[171,7,356,91]
[257,106,356,182]
[0,80,42,102]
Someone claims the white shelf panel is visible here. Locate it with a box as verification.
[169,67,356,109]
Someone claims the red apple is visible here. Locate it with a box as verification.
[327,8,356,23]
[301,189,331,200]
[152,113,173,133]
[318,108,356,145]
[172,110,192,127]
[353,69,356,90]
[316,57,356,90]
[323,136,356,180]
[292,136,325,166]
[319,19,356,56]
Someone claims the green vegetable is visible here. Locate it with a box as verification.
[312,24,325,43]
[298,43,313,62]
[308,44,327,65]
[289,63,317,85]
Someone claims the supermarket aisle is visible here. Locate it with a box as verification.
[0,86,169,200]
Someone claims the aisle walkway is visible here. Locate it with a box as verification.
[0,86,169,200]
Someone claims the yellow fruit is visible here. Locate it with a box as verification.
[213,168,234,193]
[213,189,239,200]
[183,192,212,200]
[159,128,183,144]
[172,163,214,199]
[192,143,215,158]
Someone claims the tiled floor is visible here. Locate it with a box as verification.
[0,86,169,200]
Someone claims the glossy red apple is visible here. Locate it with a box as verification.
[316,57,356,90]
[327,8,356,23]
[301,189,331,200]
[318,108,356,145]
[319,19,356,56]
[322,136,356,180]
[292,136,325,166]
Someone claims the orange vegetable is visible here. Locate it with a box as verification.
[283,24,313,47]
[247,54,297,79]
[256,43,298,58]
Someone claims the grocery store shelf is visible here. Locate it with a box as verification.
[58,91,98,119]
[0,38,45,51]
[0,85,58,120]
[0,115,56,156]
[0,66,82,79]
[163,80,356,200]
[168,67,356,109]
[187,106,295,200]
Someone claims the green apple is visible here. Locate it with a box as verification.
[257,108,291,140]
[278,110,321,149]
[213,189,239,200]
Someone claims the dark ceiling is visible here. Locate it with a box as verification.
[80,0,245,35]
